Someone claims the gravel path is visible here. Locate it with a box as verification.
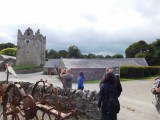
[0,72,159,120]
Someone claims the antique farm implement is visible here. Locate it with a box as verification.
[0,64,36,120]
[2,83,36,120]
[0,65,79,120]
[31,79,77,120]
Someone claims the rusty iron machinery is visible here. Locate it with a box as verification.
[2,83,36,120]
[1,82,36,120]
[0,64,79,120]
[31,79,77,120]
[0,64,37,120]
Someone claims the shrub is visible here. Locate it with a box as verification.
[120,66,160,78]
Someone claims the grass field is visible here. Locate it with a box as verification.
[84,76,158,84]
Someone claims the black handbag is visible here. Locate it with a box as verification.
[108,98,120,114]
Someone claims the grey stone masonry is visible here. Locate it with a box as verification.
[16,27,46,66]
[17,81,101,120]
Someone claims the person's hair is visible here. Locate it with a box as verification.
[79,71,85,79]
[105,67,114,73]
[100,73,116,86]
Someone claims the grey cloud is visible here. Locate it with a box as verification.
[0,23,159,56]
[45,28,135,56]
[46,26,159,56]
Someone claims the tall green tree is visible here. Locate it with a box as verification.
[105,55,111,58]
[112,54,124,58]
[48,49,58,59]
[58,50,68,58]
[135,52,146,58]
[125,40,149,58]
[150,39,160,65]
[87,53,96,58]
[96,55,104,58]
[68,45,81,58]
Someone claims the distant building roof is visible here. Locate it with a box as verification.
[61,58,148,68]
[44,59,60,68]
[44,58,148,69]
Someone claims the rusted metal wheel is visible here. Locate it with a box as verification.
[31,79,62,120]
[2,83,36,120]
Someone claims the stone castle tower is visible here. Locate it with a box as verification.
[16,27,46,66]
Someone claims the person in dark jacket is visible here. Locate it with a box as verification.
[98,72,119,120]
[100,67,122,97]
[77,71,85,90]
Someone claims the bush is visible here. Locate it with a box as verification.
[120,66,160,78]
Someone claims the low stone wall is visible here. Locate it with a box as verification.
[18,82,101,119]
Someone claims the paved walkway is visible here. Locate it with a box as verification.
[0,72,159,120]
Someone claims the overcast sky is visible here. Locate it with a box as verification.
[0,0,160,56]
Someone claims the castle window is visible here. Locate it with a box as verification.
[25,39,30,46]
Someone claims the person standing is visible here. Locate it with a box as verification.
[100,67,122,97]
[151,76,160,115]
[77,71,85,90]
[60,68,73,90]
[98,72,120,120]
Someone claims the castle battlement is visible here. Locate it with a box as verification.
[17,27,46,43]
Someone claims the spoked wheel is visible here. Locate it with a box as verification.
[2,83,36,120]
[31,79,61,120]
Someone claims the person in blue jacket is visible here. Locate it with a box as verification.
[77,71,85,90]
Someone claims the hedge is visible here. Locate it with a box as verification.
[120,66,160,78]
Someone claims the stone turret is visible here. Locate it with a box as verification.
[16,27,46,66]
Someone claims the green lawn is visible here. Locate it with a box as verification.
[84,80,100,84]
[84,76,157,84]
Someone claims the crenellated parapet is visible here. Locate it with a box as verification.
[17,27,46,42]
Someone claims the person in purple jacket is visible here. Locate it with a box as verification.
[77,71,85,90]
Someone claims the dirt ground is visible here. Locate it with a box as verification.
[0,72,159,120]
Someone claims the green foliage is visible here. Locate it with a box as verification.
[0,47,16,56]
[14,66,35,69]
[120,66,160,78]
[0,42,16,51]
[58,50,68,58]
[87,53,96,58]
[135,52,146,58]
[68,45,81,58]
[112,54,124,58]
[96,55,104,58]
[124,39,160,66]
[84,80,100,84]
[105,55,111,58]
[48,49,58,59]
[125,40,149,58]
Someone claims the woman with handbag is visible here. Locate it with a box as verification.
[98,72,120,120]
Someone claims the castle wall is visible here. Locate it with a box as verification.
[16,28,46,66]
